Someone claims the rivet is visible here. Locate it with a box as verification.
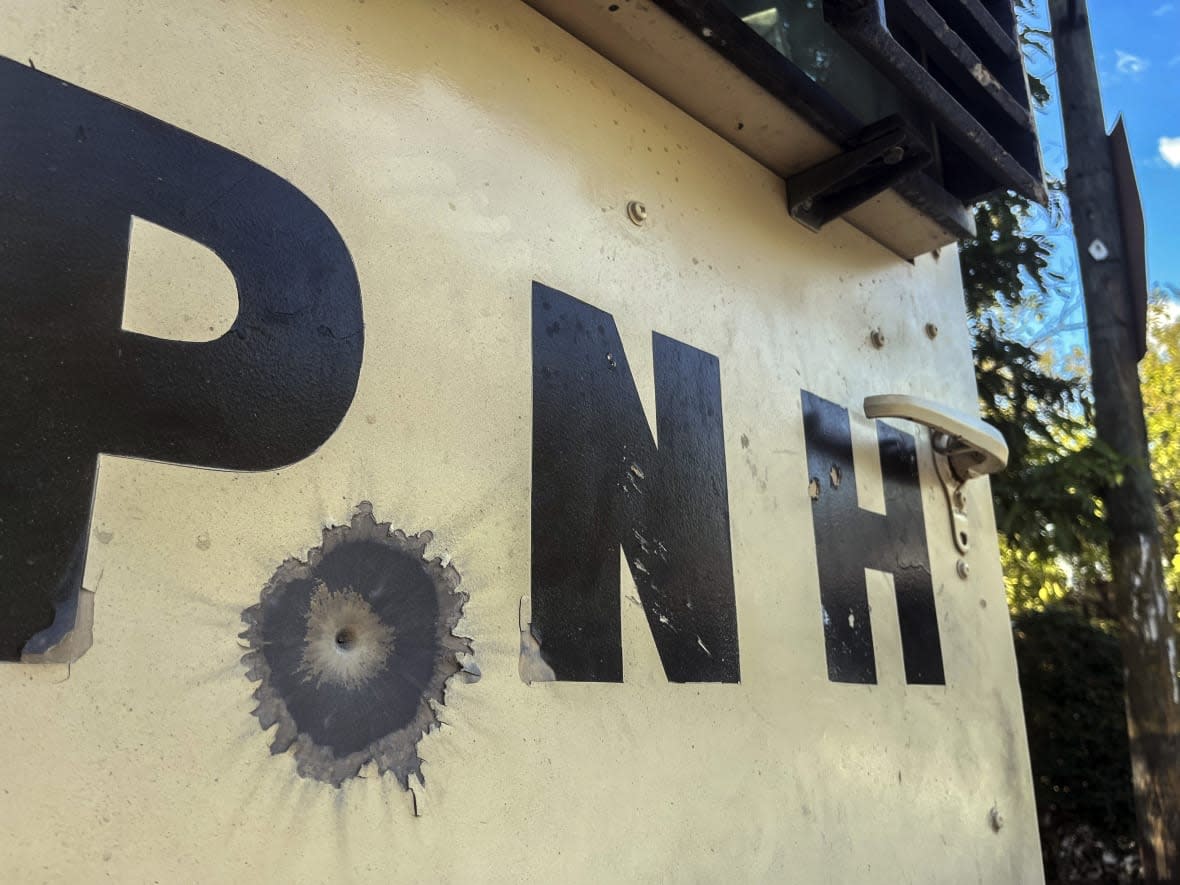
[957,559,970,580]
[627,200,648,225]
[925,322,939,339]
[870,328,886,349]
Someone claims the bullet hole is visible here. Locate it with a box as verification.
[808,477,821,501]
[829,465,841,489]
[241,503,471,788]
[989,805,1004,832]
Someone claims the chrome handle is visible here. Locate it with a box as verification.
[864,394,1008,479]
[863,394,1008,559]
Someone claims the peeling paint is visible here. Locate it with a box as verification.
[240,503,470,788]
[21,589,95,665]
[518,596,556,684]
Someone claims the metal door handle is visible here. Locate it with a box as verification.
[864,394,1008,478]
[863,394,1008,559]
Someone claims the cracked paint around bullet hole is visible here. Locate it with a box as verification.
[240,503,473,788]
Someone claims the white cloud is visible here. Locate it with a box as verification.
[1154,2,1175,14]
[1116,50,1150,75]
[1160,137,1180,168]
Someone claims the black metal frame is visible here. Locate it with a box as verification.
[824,0,1045,203]
[787,115,931,230]
[650,0,975,238]
[650,0,1044,228]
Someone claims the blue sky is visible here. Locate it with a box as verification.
[1033,0,1180,290]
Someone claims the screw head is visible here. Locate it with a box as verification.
[626,200,648,225]
[882,145,906,166]
[924,322,939,339]
[870,328,886,349]
[956,559,970,580]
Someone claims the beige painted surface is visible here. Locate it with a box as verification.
[0,0,1042,882]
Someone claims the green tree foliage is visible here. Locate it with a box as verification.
[957,5,1174,878]
[1013,606,1137,880]
[956,14,1137,866]
[960,1,1119,596]
[1000,538,1069,611]
[959,195,1115,574]
[959,186,1138,875]
[1141,298,1180,596]
[960,180,1140,882]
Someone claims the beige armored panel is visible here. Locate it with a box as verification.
[0,0,1041,881]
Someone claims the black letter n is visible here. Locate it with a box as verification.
[530,283,739,683]
[802,391,945,685]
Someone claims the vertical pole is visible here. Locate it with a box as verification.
[1048,0,1180,877]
